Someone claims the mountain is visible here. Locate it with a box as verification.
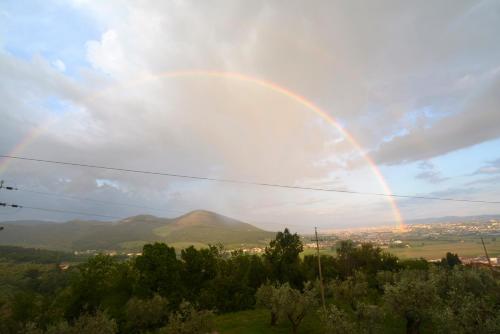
[0,210,275,252]
[154,210,274,248]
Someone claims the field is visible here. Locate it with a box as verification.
[387,238,500,259]
[302,237,500,260]
[213,308,323,334]
[213,307,407,334]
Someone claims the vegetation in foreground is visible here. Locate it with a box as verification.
[0,229,499,334]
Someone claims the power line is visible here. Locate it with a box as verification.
[2,154,500,204]
[0,181,193,216]
[0,201,123,219]
[17,188,173,212]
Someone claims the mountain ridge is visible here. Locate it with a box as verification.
[0,210,274,252]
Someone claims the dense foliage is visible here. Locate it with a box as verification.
[0,228,498,333]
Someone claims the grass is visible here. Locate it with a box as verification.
[388,239,500,259]
[213,308,324,334]
[213,307,407,334]
[302,238,500,260]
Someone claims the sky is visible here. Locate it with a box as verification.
[1,0,500,232]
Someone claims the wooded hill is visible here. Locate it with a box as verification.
[0,210,274,251]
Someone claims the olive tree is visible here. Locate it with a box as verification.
[383,270,439,334]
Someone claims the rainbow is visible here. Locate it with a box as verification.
[0,123,52,175]
[0,70,405,229]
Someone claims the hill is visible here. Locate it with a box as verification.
[405,214,500,225]
[155,210,275,248]
[0,210,274,252]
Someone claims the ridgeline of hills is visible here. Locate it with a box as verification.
[405,214,500,225]
[0,210,275,252]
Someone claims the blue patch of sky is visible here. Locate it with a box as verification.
[96,179,121,190]
[380,105,454,150]
[405,105,451,128]
[0,0,101,78]
[380,137,500,197]
[42,96,76,115]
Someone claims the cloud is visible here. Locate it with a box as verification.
[472,157,500,175]
[2,1,500,227]
[373,73,500,164]
[415,161,449,183]
[74,1,500,158]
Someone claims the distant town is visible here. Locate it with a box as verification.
[302,219,500,266]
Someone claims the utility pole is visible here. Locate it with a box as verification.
[0,201,22,231]
[0,180,17,191]
[480,237,494,273]
[315,226,326,312]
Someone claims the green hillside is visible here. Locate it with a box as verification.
[0,211,274,252]
[155,210,274,248]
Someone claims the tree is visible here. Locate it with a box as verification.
[264,228,303,287]
[279,282,318,334]
[124,294,169,333]
[255,282,281,326]
[45,311,118,334]
[134,243,182,304]
[159,301,214,334]
[336,241,399,279]
[302,254,338,283]
[440,252,461,268]
[201,254,255,312]
[180,246,217,301]
[62,255,132,319]
[430,266,500,333]
[256,282,317,332]
[330,271,369,311]
[321,304,356,334]
[355,303,385,334]
[383,270,439,334]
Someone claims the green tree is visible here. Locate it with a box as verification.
[279,282,318,334]
[264,228,303,287]
[440,252,461,268]
[46,310,117,334]
[383,270,439,334]
[355,303,385,334]
[430,266,500,333]
[320,304,355,334]
[201,253,255,312]
[336,241,399,279]
[330,271,369,311]
[159,301,214,334]
[134,243,182,304]
[255,282,281,326]
[180,246,217,301]
[124,294,169,333]
[62,255,134,320]
[302,254,338,283]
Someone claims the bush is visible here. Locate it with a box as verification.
[159,301,214,334]
[320,305,355,334]
[124,294,169,333]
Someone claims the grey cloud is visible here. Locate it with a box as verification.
[472,158,500,175]
[415,161,448,183]
[3,1,500,226]
[374,75,500,164]
[81,0,500,149]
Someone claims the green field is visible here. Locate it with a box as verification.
[302,238,500,260]
[387,239,500,259]
[213,307,407,334]
[213,308,324,334]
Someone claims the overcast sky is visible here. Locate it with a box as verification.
[1,1,500,231]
